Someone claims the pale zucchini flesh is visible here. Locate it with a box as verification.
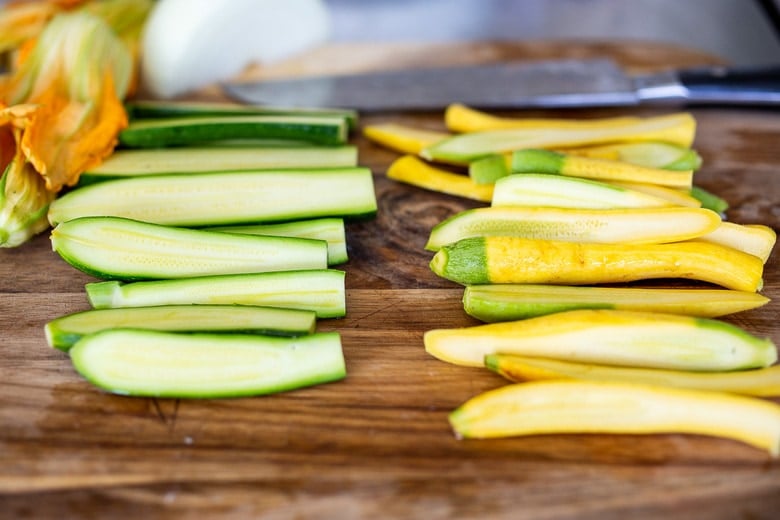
[462,284,770,322]
[208,218,348,265]
[48,168,377,227]
[79,146,358,184]
[85,269,346,318]
[119,115,349,148]
[70,329,346,398]
[45,304,317,351]
[51,216,328,280]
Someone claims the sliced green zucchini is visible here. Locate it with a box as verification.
[125,100,358,129]
[463,284,770,322]
[70,329,345,398]
[119,115,348,148]
[46,304,317,351]
[209,218,348,265]
[51,216,327,280]
[48,168,377,226]
[491,173,676,209]
[468,154,510,184]
[690,185,729,214]
[86,269,346,318]
[79,146,358,185]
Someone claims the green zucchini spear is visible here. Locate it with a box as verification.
[48,168,377,227]
[46,304,317,351]
[51,216,328,280]
[86,269,347,318]
[71,329,346,398]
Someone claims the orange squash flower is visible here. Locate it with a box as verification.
[0,6,146,246]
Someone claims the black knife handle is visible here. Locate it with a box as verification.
[679,65,780,105]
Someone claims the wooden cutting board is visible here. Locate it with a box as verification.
[1,41,779,519]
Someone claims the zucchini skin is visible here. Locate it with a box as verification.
[118,116,348,148]
[79,146,359,184]
[45,304,317,351]
[124,100,358,129]
[51,216,328,281]
[70,329,346,398]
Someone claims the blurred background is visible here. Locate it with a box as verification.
[324,0,780,65]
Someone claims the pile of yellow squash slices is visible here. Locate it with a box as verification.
[365,103,780,457]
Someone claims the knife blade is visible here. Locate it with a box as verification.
[221,58,780,111]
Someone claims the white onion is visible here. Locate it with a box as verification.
[140,0,330,98]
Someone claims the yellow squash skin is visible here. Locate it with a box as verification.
[480,236,764,292]
[427,108,697,163]
[424,309,777,370]
[445,103,642,133]
[558,154,693,188]
[486,354,780,397]
[449,380,780,457]
[363,123,449,155]
[386,155,493,202]
[512,149,694,188]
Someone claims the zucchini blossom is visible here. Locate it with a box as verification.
[0,3,149,247]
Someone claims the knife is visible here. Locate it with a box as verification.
[222,58,780,111]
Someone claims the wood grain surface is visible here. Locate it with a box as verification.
[1,41,779,519]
